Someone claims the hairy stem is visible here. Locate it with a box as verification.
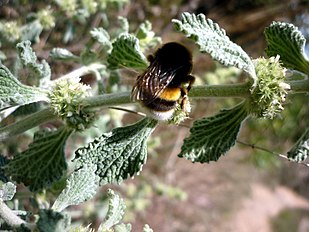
[0,78,308,140]
[287,79,309,93]
[0,108,56,141]
[189,82,251,98]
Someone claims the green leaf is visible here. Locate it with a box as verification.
[265,21,309,75]
[107,33,148,70]
[49,48,80,61]
[52,164,100,212]
[0,64,48,111]
[90,27,112,53]
[287,128,309,162]
[5,127,72,192]
[37,209,71,232]
[102,189,126,229]
[74,117,158,185]
[173,12,256,81]
[0,182,16,201]
[16,40,51,84]
[179,101,248,163]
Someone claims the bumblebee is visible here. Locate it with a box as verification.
[131,42,195,121]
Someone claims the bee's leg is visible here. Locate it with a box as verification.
[186,75,195,92]
[180,87,190,114]
[180,76,195,114]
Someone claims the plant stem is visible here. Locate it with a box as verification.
[0,78,308,140]
[0,108,56,141]
[287,79,309,93]
[189,82,251,98]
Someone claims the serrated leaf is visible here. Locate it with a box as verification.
[287,128,309,162]
[0,182,16,201]
[90,27,112,53]
[49,48,80,61]
[265,21,309,75]
[5,127,72,192]
[103,189,126,229]
[16,40,51,85]
[179,101,248,163]
[74,117,158,185]
[107,33,148,70]
[37,209,71,232]
[0,64,48,111]
[173,12,256,81]
[52,164,100,212]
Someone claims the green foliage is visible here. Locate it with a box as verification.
[265,21,309,75]
[49,48,80,61]
[90,27,113,53]
[179,101,248,163]
[5,127,72,192]
[136,21,162,51]
[107,33,148,70]
[52,164,100,212]
[0,20,44,44]
[17,40,51,82]
[37,209,71,232]
[101,189,126,229]
[0,3,308,231]
[0,182,16,201]
[74,117,158,185]
[0,64,48,111]
[173,12,257,82]
[288,128,309,162]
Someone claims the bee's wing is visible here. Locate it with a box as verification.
[131,61,176,104]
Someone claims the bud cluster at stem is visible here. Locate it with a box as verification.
[249,56,290,119]
[48,77,95,131]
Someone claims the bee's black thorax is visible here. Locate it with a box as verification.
[131,42,195,121]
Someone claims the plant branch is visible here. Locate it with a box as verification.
[236,140,309,167]
[0,108,56,141]
[0,77,308,140]
[286,79,309,93]
[189,82,251,98]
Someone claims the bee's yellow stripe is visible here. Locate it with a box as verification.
[159,87,181,101]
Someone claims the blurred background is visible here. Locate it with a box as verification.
[0,0,308,231]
